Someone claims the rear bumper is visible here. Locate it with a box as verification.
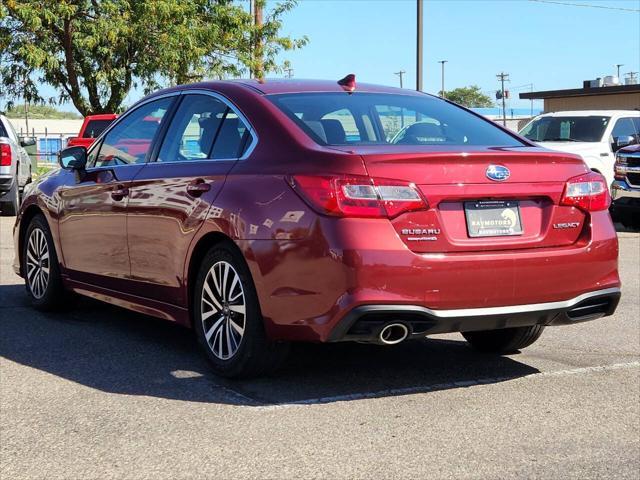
[252,211,620,343]
[0,174,15,195]
[328,287,621,342]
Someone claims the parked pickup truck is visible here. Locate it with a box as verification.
[67,113,117,148]
[519,110,640,189]
[1,114,34,216]
[611,144,640,229]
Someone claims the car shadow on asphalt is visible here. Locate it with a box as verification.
[0,284,540,406]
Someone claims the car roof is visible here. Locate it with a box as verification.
[156,78,426,97]
[85,113,118,120]
[537,110,640,117]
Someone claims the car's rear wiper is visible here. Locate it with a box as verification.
[545,137,581,142]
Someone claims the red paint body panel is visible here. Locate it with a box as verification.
[13,80,620,343]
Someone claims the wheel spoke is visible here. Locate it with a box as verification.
[202,277,223,311]
[225,321,233,357]
[229,304,245,315]
[222,263,229,301]
[205,315,225,342]
[229,317,244,336]
[26,250,37,265]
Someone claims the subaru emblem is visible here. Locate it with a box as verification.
[486,165,510,182]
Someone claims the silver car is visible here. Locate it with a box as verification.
[0,114,34,215]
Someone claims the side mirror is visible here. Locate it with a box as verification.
[613,135,637,152]
[58,146,88,170]
[19,137,36,147]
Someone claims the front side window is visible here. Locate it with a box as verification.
[520,116,610,143]
[92,97,173,168]
[269,92,524,147]
[611,118,638,138]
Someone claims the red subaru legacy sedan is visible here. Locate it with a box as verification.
[13,79,621,377]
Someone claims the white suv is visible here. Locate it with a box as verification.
[0,114,34,216]
[519,110,640,189]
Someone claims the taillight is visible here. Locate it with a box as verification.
[290,175,428,218]
[0,144,11,167]
[614,155,626,181]
[560,171,610,212]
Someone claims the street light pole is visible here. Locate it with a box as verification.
[496,72,509,127]
[416,0,423,91]
[394,70,406,88]
[615,64,624,79]
[438,60,447,97]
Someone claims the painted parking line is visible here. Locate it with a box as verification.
[240,361,640,410]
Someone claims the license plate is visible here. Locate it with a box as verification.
[464,200,523,237]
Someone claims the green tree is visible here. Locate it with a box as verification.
[440,85,494,108]
[0,0,306,116]
[5,103,81,119]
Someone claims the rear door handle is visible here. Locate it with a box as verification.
[111,185,129,201]
[186,179,211,198]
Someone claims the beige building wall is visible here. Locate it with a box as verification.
[544,93,640,112]
[7,118,84,137]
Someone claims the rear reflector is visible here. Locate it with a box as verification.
[560,171,610,212]
[290,175,428,218]
[0,144,11,167]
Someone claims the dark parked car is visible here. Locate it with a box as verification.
[13,79,621,377]
[611,144,640,230]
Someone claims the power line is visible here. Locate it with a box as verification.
[529,0,640,12]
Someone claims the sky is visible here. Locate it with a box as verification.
[32,0,640,113]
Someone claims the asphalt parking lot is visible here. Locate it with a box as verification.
[0,215,638,479]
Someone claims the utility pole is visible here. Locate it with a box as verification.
[615,64,624,78]
[438,60,447,97]
[496,72,509,126]
[624,71,638,85]
[416,0,423,91]
[23,75,30,135]
[249,0,264,79]
[284,67,294,78]
[394,70,406,88]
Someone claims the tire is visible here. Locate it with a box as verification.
[1,178,19,216]
[462,325,545,354]
[193,244,289,378]
[23,214,66,310]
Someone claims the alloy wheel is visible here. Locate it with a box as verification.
[26,228,50,299]
[201,261,246,360]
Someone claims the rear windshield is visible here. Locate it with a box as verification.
[268,92,524,147]
[82,119,113,138]
[520,116,610,143]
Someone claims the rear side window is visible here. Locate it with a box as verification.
[520,116,610,142]
[211,112,253,160]
[158,95,253,162]
[0,122,7,138]
[269,92,523,147]
[82,119,113,138]
[157,94,228,162]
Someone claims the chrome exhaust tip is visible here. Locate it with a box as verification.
[378,323,409,345]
